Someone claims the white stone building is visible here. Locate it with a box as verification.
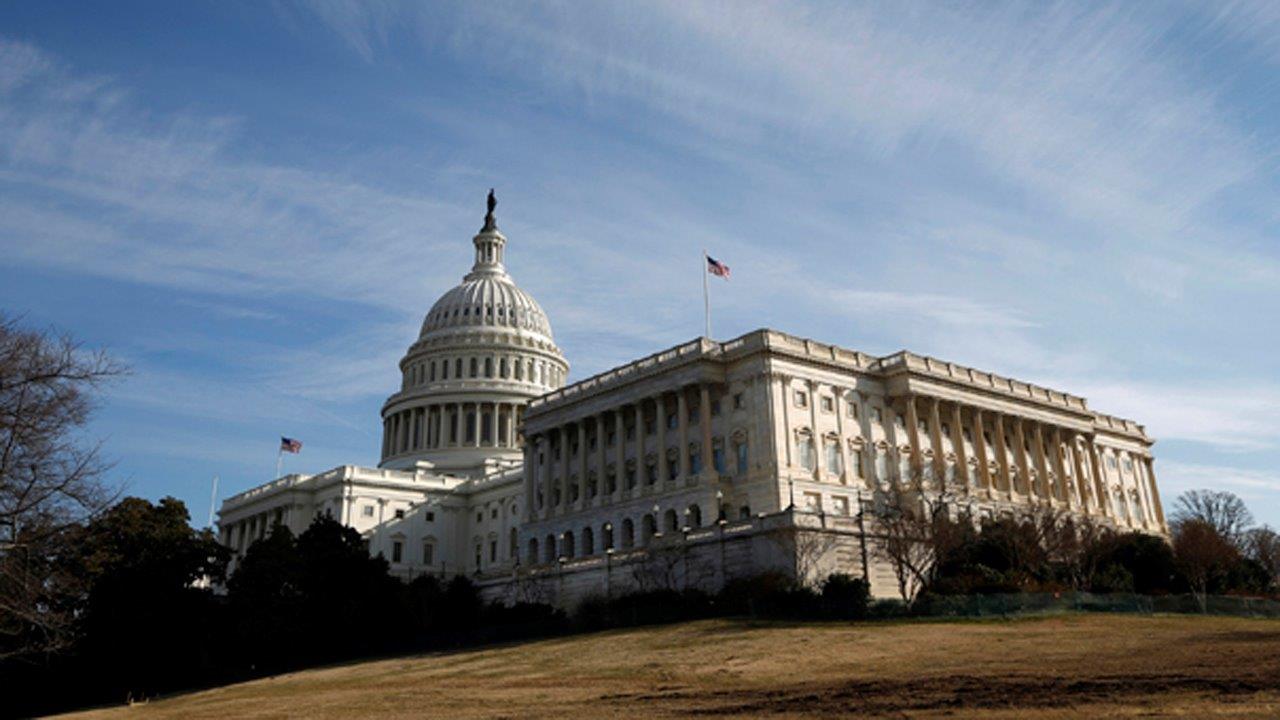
[217,198,1167,604]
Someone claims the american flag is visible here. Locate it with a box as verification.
[280,436,303,454]
[706,255,731,279]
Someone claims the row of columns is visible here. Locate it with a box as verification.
[777,373,1162,530]
[382,401,523,459]
[527,383,723,521]
[891,394,1162,528]
[223,506,288,553]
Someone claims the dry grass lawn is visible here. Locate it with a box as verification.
[61,614,1280,719]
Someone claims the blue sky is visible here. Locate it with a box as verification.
[1,1,1277,527]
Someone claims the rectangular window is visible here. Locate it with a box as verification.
[394,509,405,519]
[833,496,850,516]
[821,396,834,412]
[646,463,658,485]
[690,447,702,474]
[424,511,435,522]
[490,540,497,562]
[710,399,721,416]
[825,440,842,474]
[847,401,858,419]
[803,492,821,511]
[872,407,883,422]
[362,505,374,517]
[666,412,678,429]
[391,541,403,563]
[853,449,866,478]
[733,393,744,410]
[713,445,726,473]
[794,390,808,407]
[736,441,749,475]
[797,437,815,470]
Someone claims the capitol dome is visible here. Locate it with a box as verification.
[378,192,569,474]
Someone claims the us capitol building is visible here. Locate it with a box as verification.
[217,195,1168,604]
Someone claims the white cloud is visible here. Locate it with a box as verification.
[1158,461,1280,504]
[1065,381,1280,453]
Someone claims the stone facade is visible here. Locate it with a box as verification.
[217,199,1166,607]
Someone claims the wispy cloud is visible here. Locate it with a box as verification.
[1158,461,1280,504]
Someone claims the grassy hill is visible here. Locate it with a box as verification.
[62,614,1279,719]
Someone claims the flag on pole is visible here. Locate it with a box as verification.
[706,255,731,279]
[280,436,303,454]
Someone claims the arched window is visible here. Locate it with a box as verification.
[712,438,726,474]
[735,436,749,475]
[641,514,657,545]
[687,504,702,529]
[562,530,575,559]
[484,357,493,378]
[454,358,463,378]
[514,358,523,380]
[689,444,702,474]
[544,534,556,563]
[582,526,594,555]
[429,361,436,382]
[739,505,752,519]
[499,357,508,378]
[509,528,518,560]
[470,357,479,378]
[663,508,679,532]
[622,518,635,548]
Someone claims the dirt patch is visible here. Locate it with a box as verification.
[612,673,1280,716]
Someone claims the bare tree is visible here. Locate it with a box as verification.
[1171,489,1254,548]
[0,314,124,657]
[1172,518,1239,612]
[868,465,966,607]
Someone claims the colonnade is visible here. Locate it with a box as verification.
[381,401,524,459]
[903,393,1163,528]
[525,382,729,522]
[777,375,1164,531]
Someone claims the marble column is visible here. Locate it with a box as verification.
[833,388,850,485]
[576,421,587,508]
[677,388,690,480]
[928,397,945,490]
[950,403,970,493]
[656,394,668,487]
[993,413,1012,494]
[700,384,714,478]
[1012,418,1030,496]
[904,395,922,484]
[614,408,625,499]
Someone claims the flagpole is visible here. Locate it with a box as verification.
[275,445,283,480]
[702,249,711,339]
[207,475,219,529]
